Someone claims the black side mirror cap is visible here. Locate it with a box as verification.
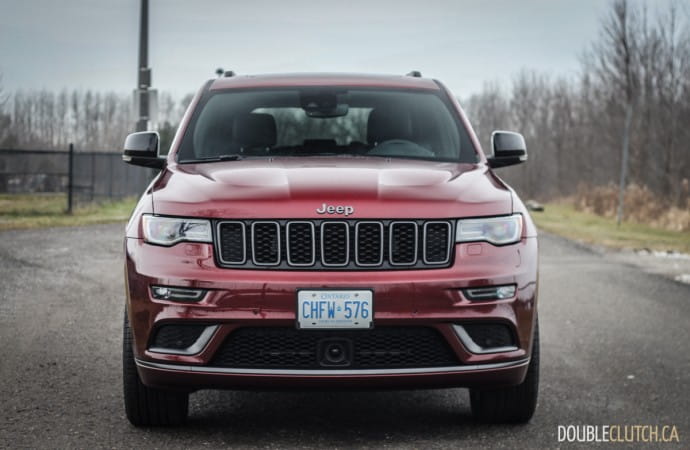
[487,131,527,168]
[122,131,166,169]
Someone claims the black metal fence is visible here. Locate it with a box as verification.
[0,146,152,210]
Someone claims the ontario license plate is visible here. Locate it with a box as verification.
[297,290,373,329]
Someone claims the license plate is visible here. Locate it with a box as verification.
[297,290,373,329]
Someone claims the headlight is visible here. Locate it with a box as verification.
[456,214,522,245]
[142,215,212,246]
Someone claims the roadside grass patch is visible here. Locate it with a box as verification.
[0,194,137,230]
[574,183,690,232]
[532,202,690,254]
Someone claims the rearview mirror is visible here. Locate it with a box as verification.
[487,131,527,168]
[300,91,349,118]
[122,131,165,169]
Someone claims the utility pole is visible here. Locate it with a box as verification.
[616,102,633,226]
[136,0,151,131]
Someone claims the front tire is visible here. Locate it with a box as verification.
[123,312,189,426]
[470,318,540,423]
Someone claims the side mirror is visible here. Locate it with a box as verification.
[487,131,527,168]
[122,131,166,169]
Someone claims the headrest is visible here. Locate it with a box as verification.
[233,113,277,148]
[367,107,411,144]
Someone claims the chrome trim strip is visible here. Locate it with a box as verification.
[135,357,529,375]
[422,221,452,265]
[286,221,316,266]
[251,221,281,266]
[320,221,349,267]
[215,221,246,265]
[453,325,519,355]
[464,287,501,299]
[355,221,384,266]
[148,325,219,356]
[151,286,207,301]
[389,221,418,266]
[463,285,516,300]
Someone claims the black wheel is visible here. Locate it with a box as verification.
[470,318,540,424]
[123,312,189,426]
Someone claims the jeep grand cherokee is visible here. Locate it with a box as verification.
[122,72,539,426]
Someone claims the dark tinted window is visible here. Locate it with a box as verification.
[177,88,477,163]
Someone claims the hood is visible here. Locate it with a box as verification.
[151,157,512,219]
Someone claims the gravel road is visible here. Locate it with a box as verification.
[1,224,688,448]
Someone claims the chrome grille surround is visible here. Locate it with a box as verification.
[423,221,453,265]
[320,221,350,267]
[354,221,384,266]
[216,221,247,265]
[286,221,316,266]
[250,221,281,265]
[389,221,418,266]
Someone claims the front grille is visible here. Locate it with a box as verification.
[321,222,349,266]
[286,222,315,266]
[151,324,207,350]
[355,222,383,265]
[210,327,460,369]
[215,219,454,270]
[390,222,417,264]
[251,222,280,265]
[217,222,245,264]
[424,222,452,263]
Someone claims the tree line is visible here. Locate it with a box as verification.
[465,0,690,207]
[1,0,688,207]
[0,84,191,152]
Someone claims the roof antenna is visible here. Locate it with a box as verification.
[224,70,236,77]
[406,70,422,78]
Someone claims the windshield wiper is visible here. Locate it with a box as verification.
[192,154,244,163]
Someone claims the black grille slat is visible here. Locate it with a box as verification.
[424,222,451,264]
[390,222,417,265]
[210,327,459,369]
[218,222,245,263]
[215,219,453,270]
[356,222,383,265]
[287,222,315,265]
[252,222,280,265]
[321,222,348,266]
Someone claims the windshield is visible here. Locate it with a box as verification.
[177,88,478,163]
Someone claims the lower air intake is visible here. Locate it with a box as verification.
[210,327,460,369]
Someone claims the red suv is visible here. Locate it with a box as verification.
[122,72,539,426]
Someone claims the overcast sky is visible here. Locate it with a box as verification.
[0,0,674,98]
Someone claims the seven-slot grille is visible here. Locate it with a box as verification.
[215,219,453,270]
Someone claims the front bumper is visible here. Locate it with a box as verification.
[125,236,538,390]
[135,358,530,390]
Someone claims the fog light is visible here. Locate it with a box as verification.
[463,284,516,301]
[151,286,206,302]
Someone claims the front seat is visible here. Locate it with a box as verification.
[233,113,277,155]
[366,107,412,146]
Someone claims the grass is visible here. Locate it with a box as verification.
[532,202,690,253]
[0,193,137,231]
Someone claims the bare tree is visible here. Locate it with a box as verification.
[461,0,689,213]
[0,73,15,147]
[590,0,640,224]
[0,73,8,107]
